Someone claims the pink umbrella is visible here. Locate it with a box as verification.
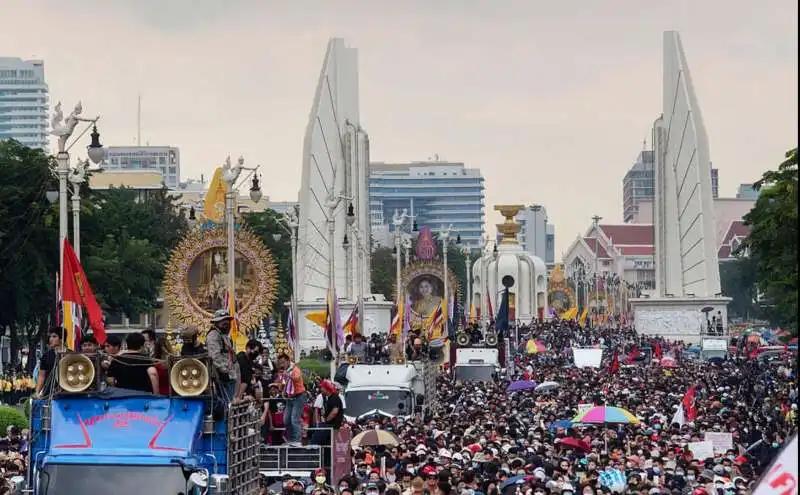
[660,356,678,368]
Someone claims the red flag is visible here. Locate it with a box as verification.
[608,351,620,374]
[62,239,106,347]
[654,343,663,360]
[626,346,641,364]
[681,385,698,421]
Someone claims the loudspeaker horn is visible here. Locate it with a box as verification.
[170,358,210,397]
[456,332,470,347]
[58,353,96,393]
[485,332,499,347]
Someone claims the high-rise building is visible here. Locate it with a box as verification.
[0,57,49,150]
[515,205,556,267]
[369,161,485,248]
[104,146,180,188]
[623,149,719,222]
[735,184,759,200]
[622,151,655,223]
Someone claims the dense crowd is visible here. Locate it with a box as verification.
[264,320,797,495]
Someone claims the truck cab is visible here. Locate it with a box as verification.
[341,362,434,422]
[453,348,499,383]
[26,353,261,495]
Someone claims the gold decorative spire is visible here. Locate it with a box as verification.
[494,205,524,244]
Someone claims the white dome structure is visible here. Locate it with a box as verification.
[471,205,549,323]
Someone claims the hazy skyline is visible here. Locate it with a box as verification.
[2,0,797,255]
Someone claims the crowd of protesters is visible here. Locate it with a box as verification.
[264,318,797,495]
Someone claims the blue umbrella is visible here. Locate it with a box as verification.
[548,419,573,429]
[506,380,537,393]
[500,475,534,490]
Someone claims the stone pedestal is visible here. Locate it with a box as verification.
[296,299,393,352]
[630,296,730,344]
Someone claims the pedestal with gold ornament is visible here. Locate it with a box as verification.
[163,166,279,352]
[272,320,292,360]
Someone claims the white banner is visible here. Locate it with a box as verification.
[753,435,798,495]
[688,441,715,461]
[705,432,734,453]
[573,348,603,368]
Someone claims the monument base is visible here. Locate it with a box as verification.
[630,296,731,344]
[296,298,394,352]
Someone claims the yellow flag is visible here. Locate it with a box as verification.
[202,167,227,224]
[305,310,328,328]
[579,307,589,325]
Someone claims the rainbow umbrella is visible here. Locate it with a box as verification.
[572,406,640,425]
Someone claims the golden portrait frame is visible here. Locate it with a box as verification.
[163,226,278,332]
[399,261,460,328]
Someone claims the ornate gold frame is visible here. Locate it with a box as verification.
[399,260,460,300]
[163,226,278,332]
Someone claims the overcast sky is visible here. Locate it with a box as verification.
[3,0,797,255]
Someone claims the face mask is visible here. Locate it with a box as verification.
[772,442,779,448]
[686,475,696,481]
[386,474,396,483]
[339,487,349,492]
[316,477,326,484]
[367,491,379,495]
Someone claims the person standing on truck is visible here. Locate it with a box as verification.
[35,327,65,398]
[207,309,239,403]
[236,339,262,400]
[277,353,306,446]
[107,332,159,394]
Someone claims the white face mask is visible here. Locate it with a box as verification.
[315,476,326,484]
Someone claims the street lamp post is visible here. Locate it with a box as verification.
[440,225,454,329]
[462,244,471,325]
[392,209,409,303]
[323,192,350,377]
[591,215,602,318]
[220,156,262,332]
[346,204,366,337]
[282,206,300,362]
[50,101,105,274]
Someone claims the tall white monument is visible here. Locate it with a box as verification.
[631,31,730,344]
[296,38,391,350]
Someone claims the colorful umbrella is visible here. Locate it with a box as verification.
[350,429,399,448]
[525,339,546,354]
[548,419,574,429]
[659,356,678,368]
[506,380,537,393]
[572,406,641,425]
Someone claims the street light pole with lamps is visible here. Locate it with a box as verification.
[591,215,602,319]
[461,243,471,324]
[391,209,409,303]
[439,225,454,329]
[345,204,367,337]
[220,157,263,336]
[49,102,106,272]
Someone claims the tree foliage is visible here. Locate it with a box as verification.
[719,258,761,321]
[242,209,292,315]
[0,140,59,358]
[0,139,190,360]
[80,186,189,317]
[740,148,798,332]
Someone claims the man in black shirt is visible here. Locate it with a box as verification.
[36,327,65,398]
[311,379,344,444]
[236,339,263,400]
[107,333,158,394]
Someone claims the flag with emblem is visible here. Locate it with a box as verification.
[426,302,444,341]
[61,239,106,349]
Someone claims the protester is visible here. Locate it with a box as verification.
[272,319,797,495]
[206,309,239,403]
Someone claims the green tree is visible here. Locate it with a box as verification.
[0,140,59,366]
[242,210,292,314]
[719,257,760,321]
[740,148,798,332]
[80,186,189,319]
[370,246,396,300]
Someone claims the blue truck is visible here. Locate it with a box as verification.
[24,353,262,495]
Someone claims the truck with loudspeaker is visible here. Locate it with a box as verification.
[24,352,261,495]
